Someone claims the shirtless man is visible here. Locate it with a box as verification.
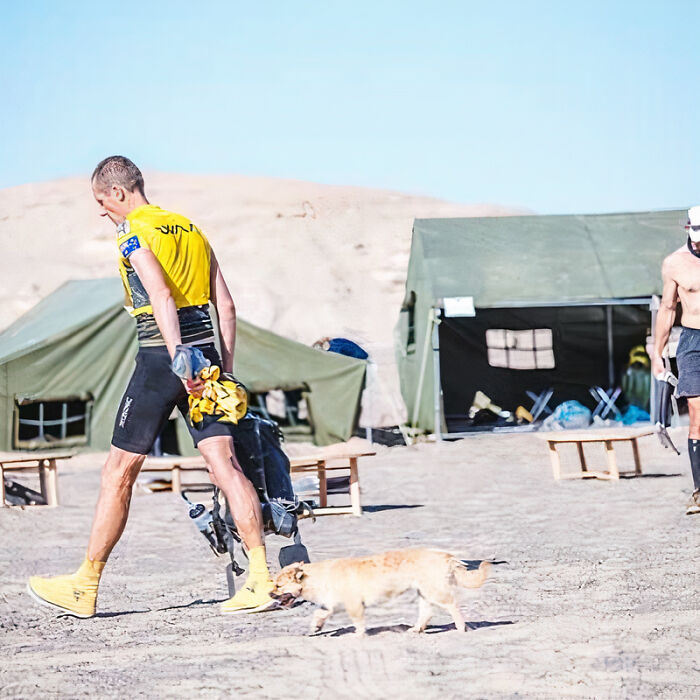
[28,156,277,615]
[652,205,700,515]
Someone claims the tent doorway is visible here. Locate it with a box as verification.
[431,301,651,438]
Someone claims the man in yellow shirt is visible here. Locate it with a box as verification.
[28,156,275,616]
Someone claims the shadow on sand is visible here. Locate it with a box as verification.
[430,620,515,634]
[362,504,424,513]
[318,619,515,637]
[317,623,412,637]
[89,597,220,619]
[461,559,508,569]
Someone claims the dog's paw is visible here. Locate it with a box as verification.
[409,625,425,634]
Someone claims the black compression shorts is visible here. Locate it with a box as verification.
[111,343,233,454]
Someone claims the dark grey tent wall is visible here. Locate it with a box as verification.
[438,304,650,426]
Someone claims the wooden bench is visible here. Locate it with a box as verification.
[141,450,377,517]
[289,451,376,516]
[542,431,653,481]
[0,452,74,507]
[141,456,210,493]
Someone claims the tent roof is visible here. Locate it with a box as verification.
[0,278,124,364]
[410,209,687,307]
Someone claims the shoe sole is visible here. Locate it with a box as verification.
[26,582,94,619]
[221,598,280,615]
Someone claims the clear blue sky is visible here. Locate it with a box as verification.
[1,1,698,214]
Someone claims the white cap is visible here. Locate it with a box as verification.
[688,206,700,241]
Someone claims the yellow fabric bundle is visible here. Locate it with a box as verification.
[188,365,248,426]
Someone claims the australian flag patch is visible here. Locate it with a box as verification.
[119,236,141,258]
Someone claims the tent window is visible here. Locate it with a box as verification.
[485,329,555,370]
[14,396,93,449]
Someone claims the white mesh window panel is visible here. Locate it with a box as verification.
[485,328,555,370]
[14,396,92,449]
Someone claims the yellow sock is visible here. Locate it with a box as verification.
[248,545,270,580]
[76,555,106,587]
[28,554,106,618]
[220,546,275,614]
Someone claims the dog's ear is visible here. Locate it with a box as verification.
[294,564,306,581]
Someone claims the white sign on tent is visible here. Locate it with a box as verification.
[443,296,476,317]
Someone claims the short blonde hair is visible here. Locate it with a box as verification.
[92,155,145,195]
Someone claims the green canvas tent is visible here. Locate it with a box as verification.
[396,209,687,437]
[0,278,366,452]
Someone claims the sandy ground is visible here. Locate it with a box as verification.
[0,174,524,426]
[1,429,698,699]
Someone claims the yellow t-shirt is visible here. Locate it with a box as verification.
[116,204,211,314]
[116,205,214,346]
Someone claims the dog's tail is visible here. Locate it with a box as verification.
[451,560,491,589]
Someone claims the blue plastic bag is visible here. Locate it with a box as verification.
[619,405,651,425]
[547,400,592,429]
[171,344,210,380]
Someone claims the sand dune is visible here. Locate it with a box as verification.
[0,173,525,423]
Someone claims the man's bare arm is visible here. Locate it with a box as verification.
[209,249,236,374]
[652,258,679,377]
[129,249,182,359]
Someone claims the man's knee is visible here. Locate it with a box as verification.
[688,399,700,432]
[199,437,253,490]
[101,447,145,490]
[206,464,220,487]
[198,435,233,459]
[198,436,243,472]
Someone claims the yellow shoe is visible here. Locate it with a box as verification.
[220,576,276,615]
[27,557,104,618]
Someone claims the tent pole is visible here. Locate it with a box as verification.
[649,295,659,424]
[431,311,443,440]
[411,308,435,430]
[364,360,375,444]
[606,305,614,388]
